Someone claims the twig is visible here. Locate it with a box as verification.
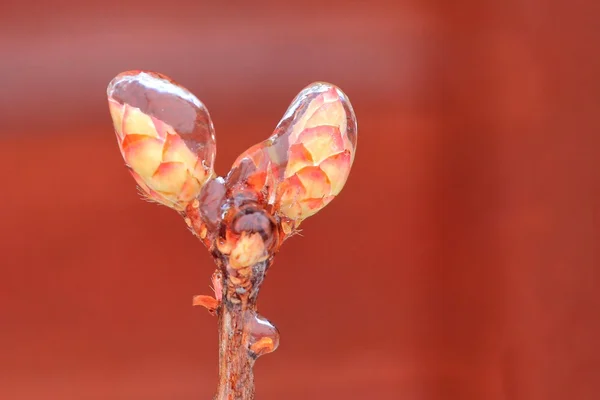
[215,290,257,399]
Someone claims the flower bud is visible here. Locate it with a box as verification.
[107,71,216,211]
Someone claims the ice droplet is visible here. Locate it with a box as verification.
[245,311,280,357]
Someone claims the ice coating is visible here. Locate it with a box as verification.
[107,71,216,211]
[229,82,357,228]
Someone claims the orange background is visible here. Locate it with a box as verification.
[1,1,598,399]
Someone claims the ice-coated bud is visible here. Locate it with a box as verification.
[230,82,357,225]
[107,71,216,211]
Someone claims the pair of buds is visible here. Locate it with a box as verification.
[106,71,357,296]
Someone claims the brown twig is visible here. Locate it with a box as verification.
[213,259,269,400]
[186,182,285,399]
[215,291,257,400]
[195,272,260,400]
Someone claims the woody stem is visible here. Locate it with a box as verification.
[214,261,269,400]
[215,291,257,400]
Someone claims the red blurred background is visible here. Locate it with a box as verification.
[1,1,598,399]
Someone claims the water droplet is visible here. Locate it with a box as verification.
[245,311,279,357]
